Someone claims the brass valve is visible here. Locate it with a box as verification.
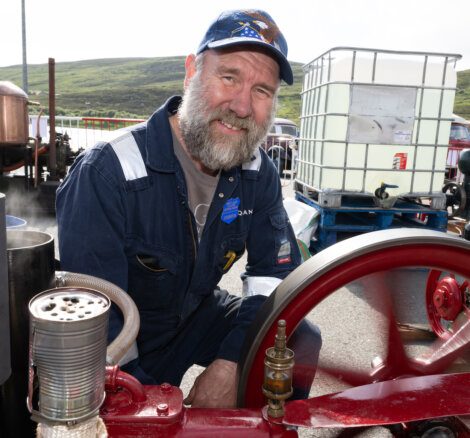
[262,319,295,418]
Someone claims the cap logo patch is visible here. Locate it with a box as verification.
[232,22,266,42]
[232,11,281,49]
[247,11,280,44]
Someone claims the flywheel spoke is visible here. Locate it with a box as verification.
[413,318,470,374]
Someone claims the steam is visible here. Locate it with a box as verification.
[3,188,58,256]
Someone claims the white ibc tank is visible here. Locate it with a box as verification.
[296,47,461,199]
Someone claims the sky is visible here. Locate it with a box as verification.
[1,0,470,72]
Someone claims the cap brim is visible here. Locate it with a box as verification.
[207,37,293,85]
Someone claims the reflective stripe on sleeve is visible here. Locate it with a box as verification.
[110,132,147,181]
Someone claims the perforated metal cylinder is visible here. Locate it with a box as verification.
[29,287,110,422]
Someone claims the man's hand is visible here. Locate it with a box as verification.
[183,359,238,408]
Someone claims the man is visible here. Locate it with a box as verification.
[56,9,321,408]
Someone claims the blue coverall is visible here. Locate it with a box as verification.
[56,96,321,388]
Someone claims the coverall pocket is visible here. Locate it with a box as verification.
[269,211,293,265]
[269,211,289,231]
[215,234,247,274]
[136,254,173,276]
[127,241,179,311]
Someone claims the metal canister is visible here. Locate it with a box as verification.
[28,287,110,422]
[0,229,54,438]
[0,81,29,146]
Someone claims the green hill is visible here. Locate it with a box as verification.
[0,57,303,123]
[0,57,469,123]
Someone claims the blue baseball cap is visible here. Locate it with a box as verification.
[196,9,293,85]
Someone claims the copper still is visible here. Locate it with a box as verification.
[0,81,29,146]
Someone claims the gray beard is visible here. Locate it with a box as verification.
[178,75,275,171]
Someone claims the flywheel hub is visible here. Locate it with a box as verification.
[433,277,464,321]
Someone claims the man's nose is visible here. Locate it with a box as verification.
[228,87,252,119]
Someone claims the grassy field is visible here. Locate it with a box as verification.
[1,57,469,124]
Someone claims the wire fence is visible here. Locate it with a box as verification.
[28,115,144,151]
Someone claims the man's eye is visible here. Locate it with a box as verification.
[255,88,271,98]
[222,76,234,83]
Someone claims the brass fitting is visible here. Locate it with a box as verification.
[262,320,295,418]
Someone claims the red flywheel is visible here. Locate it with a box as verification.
[237,228,470,419]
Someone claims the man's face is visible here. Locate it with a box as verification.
[178,48,280,171]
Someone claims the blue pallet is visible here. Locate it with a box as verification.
[295,192,448,252]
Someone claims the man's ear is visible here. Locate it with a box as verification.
[184,54,197,89]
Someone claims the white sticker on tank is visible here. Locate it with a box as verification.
[394,130,412,144]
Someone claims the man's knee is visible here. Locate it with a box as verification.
[121,358,156,385]
[289,319,322,363]
[289,319,322,400]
